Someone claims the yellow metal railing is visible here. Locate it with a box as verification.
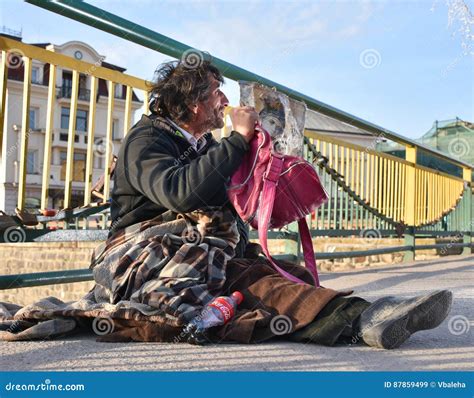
[0,36,149,212]
[305,131,466,228]
[413,165,464,226]
[1,36,471,233]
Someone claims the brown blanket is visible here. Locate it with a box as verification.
[0,207,349,344]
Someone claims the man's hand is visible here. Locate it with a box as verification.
[229,106,258,143]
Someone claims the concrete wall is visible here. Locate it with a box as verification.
[1,238,462,306]
[0,242,97,306]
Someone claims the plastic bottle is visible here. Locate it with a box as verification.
[192,291,244,331]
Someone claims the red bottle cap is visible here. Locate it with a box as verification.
[231,291,244,305]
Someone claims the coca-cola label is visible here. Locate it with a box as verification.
[209,297,234,323]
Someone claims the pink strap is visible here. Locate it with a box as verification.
[297,218,320,287]
[257,155,320,287]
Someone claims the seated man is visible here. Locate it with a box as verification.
[104,59,452,349]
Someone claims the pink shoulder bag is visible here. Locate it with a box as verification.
[228,126,328,286]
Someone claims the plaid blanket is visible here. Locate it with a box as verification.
[0,207,240,341]
[91,207,239,323]
[0,206,349,344]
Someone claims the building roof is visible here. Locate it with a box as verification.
[0,34,129,72]
[418,118,474,169]
[0,33,22,42]
[1,35,142,102]
[101,61,126,72]
[31,43,51,48]
[376,117,474,177]
[420,117,474,139]
[305,109,373,136]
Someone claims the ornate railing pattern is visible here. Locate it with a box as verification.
[304,133,466,231]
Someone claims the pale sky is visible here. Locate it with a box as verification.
[1,0,473,140]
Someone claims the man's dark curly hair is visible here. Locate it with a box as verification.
[148,60,224,124]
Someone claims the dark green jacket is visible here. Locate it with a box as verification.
[109,114,250,256]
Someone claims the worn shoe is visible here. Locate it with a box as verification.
[358,290,453,349]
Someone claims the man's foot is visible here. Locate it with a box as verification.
[358,290,453,349]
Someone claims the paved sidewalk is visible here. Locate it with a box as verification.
[1,255,472,371]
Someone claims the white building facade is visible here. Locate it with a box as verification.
[0,36,143,213]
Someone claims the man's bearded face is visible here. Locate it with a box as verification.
[195,76,229,131]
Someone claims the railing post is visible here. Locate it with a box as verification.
[462,167,472,255]
[403,145,417,261]
[84,76,98,207]
[63,70,79,210]
[41,63,57,210]
[17,56,32,211]
[0,50,8,154]
[103,81,115,202]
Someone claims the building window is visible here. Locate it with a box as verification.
[114,84,122,99]
[76,109,88,132]
[59,133,79,143]
[27,151,37,174]
[61,107,69,129]
[78,74,90,101]
[61,71,73,98]
[29,108,37,130]
[31,67,41,84]
[59,73,90,100]
[112,118,119,140]
[61,107,88,132]
[25,197,41,210]
[60,151,86,181]
[63,71,72,88]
